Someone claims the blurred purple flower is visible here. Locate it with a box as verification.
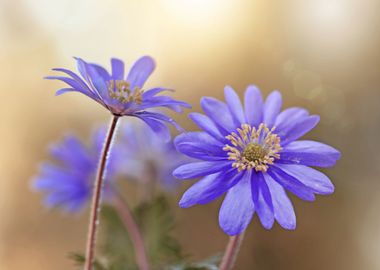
[33,122,187,212]
[173,86,341,235]
[115,121,190,191]
[46,56,190,141]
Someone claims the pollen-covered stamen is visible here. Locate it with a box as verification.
[107,80,144,104]
[223,123,282,172]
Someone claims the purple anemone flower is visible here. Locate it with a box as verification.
[33,121,187,212]
[173,86,341,235]
[115,121,190,191]
[46,56,190,141]
[32,130,113,212]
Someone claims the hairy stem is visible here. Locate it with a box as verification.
[112,188,150,270]
[84,115,119,270]
[219,233,245,270]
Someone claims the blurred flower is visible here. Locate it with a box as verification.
[173,86,341,235]
[115,121,190,191]
[46,56,191,141]
[33,121,187,212]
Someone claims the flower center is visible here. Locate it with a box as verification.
[107,80,144,104]
[223,123,282,172]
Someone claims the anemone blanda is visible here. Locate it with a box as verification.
[173,86,341,235]
[46,56,190,141]
[33,122,187,212]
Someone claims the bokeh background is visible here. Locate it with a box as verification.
[1,0,380,269]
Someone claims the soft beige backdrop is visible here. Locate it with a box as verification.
[1,0,380,269]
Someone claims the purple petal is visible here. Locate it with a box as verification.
[200,97,235,135]
[278,140,341,167]
[45,76,98,100]
[268,166,315,201]
[55,88,75,96]
[274,107,309,131]
[173,161,231,179]
[264,91,282,128]
[136,116,171,142]
[142,87,173,99]
[251,172,274,229]
[275,164,334,195]
[189,113,225,142]
[264,173,296,230]
[174,132,227,160]
[135,111,183,132]
[111,58,125,80]
[279,115,320,145]
[179,169,243,208]
[219,172,255,235]
[244,85,263,127]
[127,56,155,89]
[89,64,111,81]
[224,86,245,126]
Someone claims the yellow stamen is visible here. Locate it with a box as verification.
[223,123,282,172]
[107,80,144,104]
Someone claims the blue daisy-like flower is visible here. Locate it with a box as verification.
[33,122,187,212]
[32,130,111,212]
[46,56,190,141]
[116,121,190,191]
[173,86,341,235]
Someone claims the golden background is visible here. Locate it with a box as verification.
[0,0,379,269]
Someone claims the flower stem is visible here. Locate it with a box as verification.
[112,188,150,270]
[219,233,245,270]
[84,115,119,270]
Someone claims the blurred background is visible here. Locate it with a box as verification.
[1,0,380,269]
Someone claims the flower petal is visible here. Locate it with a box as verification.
[264,173,296,230]
[189,113,225,142]
[278,140,341,167]
[173,161,231,179]
[244,85,263,127]
[126,56,156,89]
[274,107,309,131]
[111,58,125,80]
[174,132,227,160]
[275,164,334,195]
[179,169,243,208]
[224,86,245,126]
[268,166,316,201]
[263,90,282,127]
[136,116,171,142]
[279,115,320,145]
[251,172,274,229]
[200,97,235,134]
[219,172,255,235]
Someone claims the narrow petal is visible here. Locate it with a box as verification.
[89,64,111,81]
[274,107,308,131]
[278,140,341,167]
[174,132,227,160]
[189,113,225,142]
[264,173,296,230]
[45,76,98,100]
[200,97,235,134]
[276,164,334,195]
[263,91,282,127]
[251,172,274,229]
[173,161,231,179]
[55,88,75,96]
[268,166,315,201]
[244,85,263,127]
[219,172,255,235]
[111,58,125,80]
[127,56,155,89]
[279,115,320,145]
[179,169,242,208]
[142,87,173,99]
[224,86,245,126]
[136,116,171,142]
[135,111,183,132]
